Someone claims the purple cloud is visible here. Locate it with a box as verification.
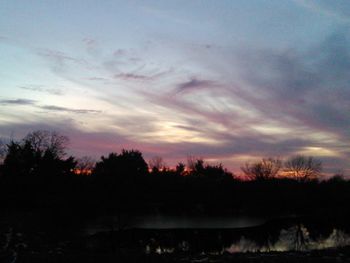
[0,99,36,105]
[39,105,101,114]
[114,73,150,81]
[175,78,218,94]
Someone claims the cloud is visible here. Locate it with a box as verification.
[3,27,348,175]
[114,68,173,82]
[136,32,350,174]
[232,32,350,137]
[175,78,218,94]
[113,49,128,57]
[0,99,36,105]
[295,0,350,23]
[0,97,100,115]
[0,113,347,175]
[39,105,101,114]
[36,49,88,73]
[111,49,142,64]
[37,49,84,64]
[172,124,202,132]
[114,73,150,81]
[83,38,97,48]
[19,85,63,95]
[87,77,108,81]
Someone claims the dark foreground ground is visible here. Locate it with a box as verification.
[1,212,350,263]
[3,247,350,263]
[145,247,350,263]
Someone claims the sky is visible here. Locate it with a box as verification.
[0,0,349,175]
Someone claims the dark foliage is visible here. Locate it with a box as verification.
[0,131,349,218]
[241,158,282,181]
[1,131,76,177]
[93,149,148,181]
[284,155,322,181]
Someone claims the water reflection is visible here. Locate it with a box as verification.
[143,225,350,254]
[83,215,350,255]
[226,226,350,253]
[135,214,266,229]
[84,214,267,235]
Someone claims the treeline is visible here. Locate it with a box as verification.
[0,130,349,216]
[0,130,340,180]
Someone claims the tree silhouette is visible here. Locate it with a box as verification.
[284,155,322,181]
[0,138,5,163]
[93,152,119,177]
[75,156,95,175]
[93,149,148,182]
[192,159,205,176]
[327,173,346,184]
[2,140,36,177]
[187,158,233,181]
[241,158,282,181]
[1,130,75,177]
[201,163,233,182]
[36,149,76,177]
[175,162,186,176]
[24,130,68,158]
[148,156,165,173]
[187,155,202,172]
[117,149,148,177]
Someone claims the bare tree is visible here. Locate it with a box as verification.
[0,138,6,164]
[75,156,95,175]
[187,155,204,172]
[24,130,69,158]
[175,162,186,175]
[284,155,322,181]
[148,156,166,172]
[1,130,75,177]
[241,158,282,181]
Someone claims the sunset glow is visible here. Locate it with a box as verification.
[0,1,349,175]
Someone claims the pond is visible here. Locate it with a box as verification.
[84,214,350,254]
[84,214,268,235]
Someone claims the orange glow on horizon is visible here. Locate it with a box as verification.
[73,168,92,176]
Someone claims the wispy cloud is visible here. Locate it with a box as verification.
[39,105,101,114]
[0,97,101,115]
[113,49,128,57]
[113,67,173,83]
[87,77,108,81]
[0,99,36,105]
[294,0,350,23]
[232,32,350,138]
[82,38,97,48]
[175,77,218,94]
[36,49,88,74]
[135,31,350,174]
[37,49,84,64]
[19,85,63,95]
[114,73,150,81]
